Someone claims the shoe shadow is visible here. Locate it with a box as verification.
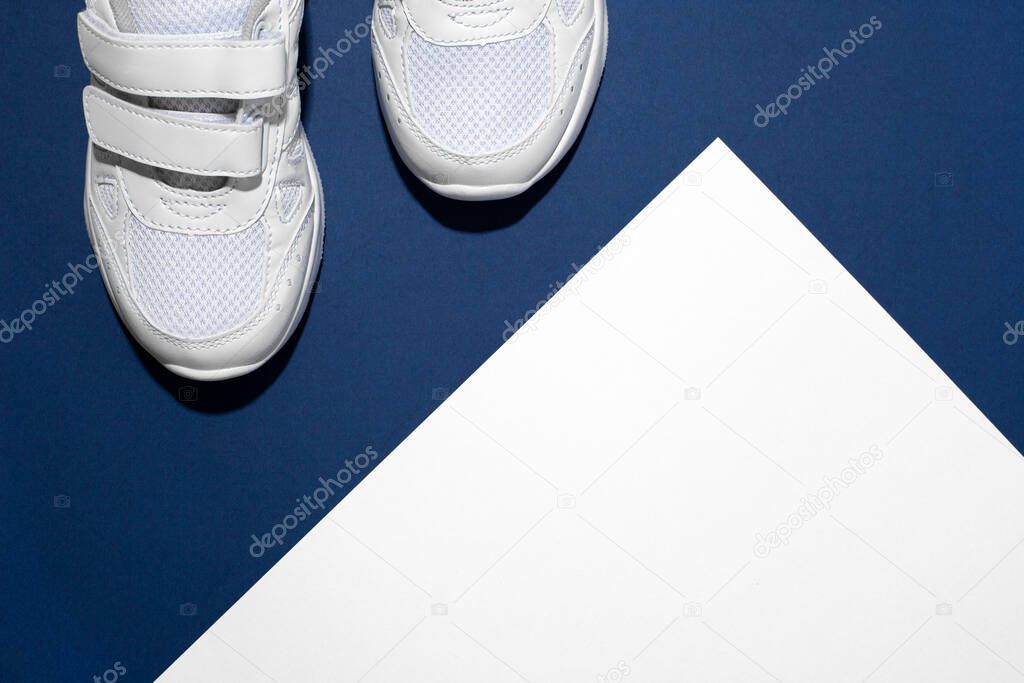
[298,16,317,123]
[124,276,323,414]
[379,103,596,233]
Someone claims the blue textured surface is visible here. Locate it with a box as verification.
[1,1,1021,680]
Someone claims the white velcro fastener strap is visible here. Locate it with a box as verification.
[77,11,288,99]
[83,86,265,178]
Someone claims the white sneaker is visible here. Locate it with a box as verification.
[78,0,324,381]
[371,0,608,201]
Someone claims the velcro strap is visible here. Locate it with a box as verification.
[83,86,265,178]
[77,11,288,99]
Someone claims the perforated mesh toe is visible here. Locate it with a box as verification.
[127,219,266,340]
[406,25,553,157]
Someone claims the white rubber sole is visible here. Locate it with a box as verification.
[85,137,326,384]
[419,3,609,202]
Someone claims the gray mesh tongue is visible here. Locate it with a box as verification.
[108,0,262,190]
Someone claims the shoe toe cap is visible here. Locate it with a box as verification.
[374,15,601,200]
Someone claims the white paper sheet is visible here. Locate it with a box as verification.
[160,139,1024,683]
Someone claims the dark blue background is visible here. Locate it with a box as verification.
[2,1,1021,680]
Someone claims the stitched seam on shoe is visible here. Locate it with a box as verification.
[448,9,512,28]
[402,0,548,45]
[122,209,308,348]
[86,90,262,136]
[115,119,282,234]
[159,198,228,220]
[79,17,287,96]
[386,23,592,165]
[84,92,263,177]
[80,16,286,50]
[432,0,507,9]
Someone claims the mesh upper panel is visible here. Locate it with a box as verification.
[378,3,397,39]
[128,218,266,339]
[96,180,120,218]
[557,0,584,22]
[406,25,553,156]
[125,0,254,35]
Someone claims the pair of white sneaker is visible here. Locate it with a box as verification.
[79,0,608,381]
